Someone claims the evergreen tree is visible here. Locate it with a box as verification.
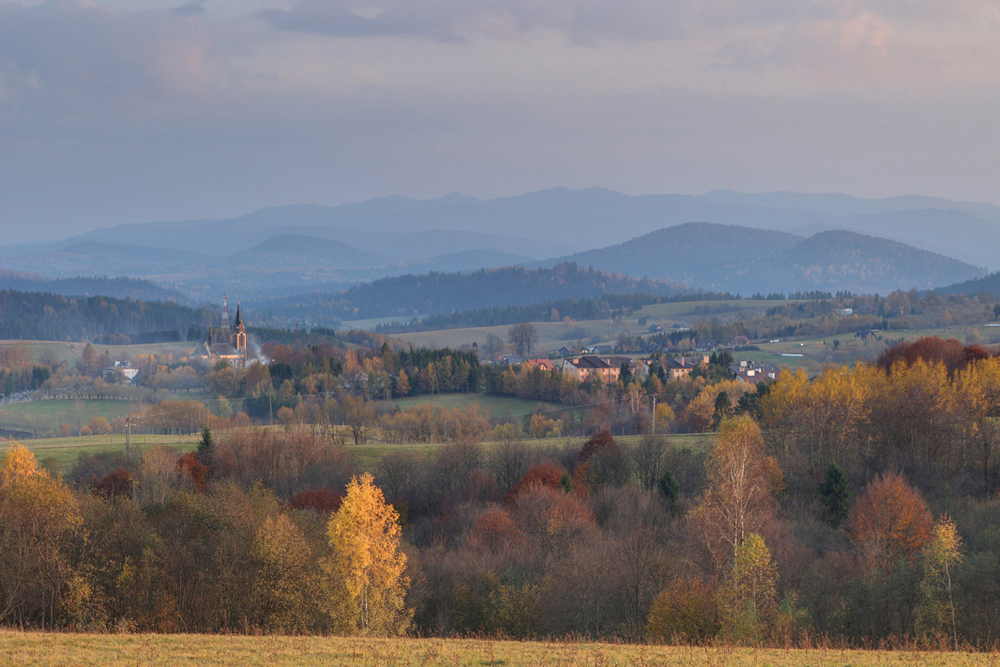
[196,426,215,464]
[658,469,679,503]
[818,462,852,525]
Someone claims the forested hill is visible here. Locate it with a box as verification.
[935,270,1000,297]
[0,290,216,342]
[0,273,183,301]
[258,263,688,322]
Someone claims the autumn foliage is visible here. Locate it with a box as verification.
[877,336,991,375]
[507,463,566,501]
[289,488,344,515]
[847,471,933,575]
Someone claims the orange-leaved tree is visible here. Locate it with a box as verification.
[847,471,932,576]
[325,472,411,635]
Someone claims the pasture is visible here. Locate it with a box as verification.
[393,393,558,421]
[0,632,992,667]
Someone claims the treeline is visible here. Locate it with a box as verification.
[258,263,689,321]
[376,291,742,334]
[0,290,216,342]
[0,273,182,302]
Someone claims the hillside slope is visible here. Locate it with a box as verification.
[550,224,982,294]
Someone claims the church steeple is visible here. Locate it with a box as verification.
[231,303,247,356]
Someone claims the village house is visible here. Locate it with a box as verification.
[662,355,709,380]
[563,355,644,383]
[729,359,780,385]
[102,361,139,384]
[522,358,556,371]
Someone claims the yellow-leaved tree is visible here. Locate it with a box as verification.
[0,442,85,627]
[325,472,411,635]
[718,532,779,644]
[916,515,963,649]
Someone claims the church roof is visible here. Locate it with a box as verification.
[210,342,241,357]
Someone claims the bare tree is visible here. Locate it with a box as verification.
[630,435,668,492]
[489,437,531,493]
[508,322,539,357]
[483,333,505,360]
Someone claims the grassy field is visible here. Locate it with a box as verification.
[0,339,197,366]
[393,394,558,421]
[347,433,713,471]
[13,427,713,474]
[22,433,198,471]
[0,632,993,667]
[0,398,142,435]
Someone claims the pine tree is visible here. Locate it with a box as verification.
[658,469,679,503]
[818,462,852,525]
[196,426,214,464]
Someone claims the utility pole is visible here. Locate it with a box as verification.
[269,393,273,426]
[651,395,657,436]
[124,415,135,458]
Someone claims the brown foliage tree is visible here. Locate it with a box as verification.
[176,452,209,493]
[507,463,566,501]
[877,336,991,376]
[94,468,134,500]
[847,471,933,575]
[289,488,343,515]
[579,431,617,464]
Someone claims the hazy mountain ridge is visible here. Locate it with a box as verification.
[250,263,689,325]
[19,186,997,270]
[547,224,982,295]
[0,273,183,301]
[1,187,995,305]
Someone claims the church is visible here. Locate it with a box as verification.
[191,295,249,368]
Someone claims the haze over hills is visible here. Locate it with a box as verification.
[545,223,982,295]
[0,187,993,312]
[10,186,998,270]
[251,263,688,326]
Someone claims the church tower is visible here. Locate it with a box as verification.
[231,303,247,358]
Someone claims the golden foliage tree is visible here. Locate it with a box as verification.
[647,577,719,642]
[326,472,411,635]
[718,533,779,644]
[916,515,963,649]
[691,416,783,570]
[0,442,84,627]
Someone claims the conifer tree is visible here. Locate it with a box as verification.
[196,426,214,464]
[818,462,852,525]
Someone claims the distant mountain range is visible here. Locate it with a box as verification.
[0,187,994,311]
[547,223,981,294]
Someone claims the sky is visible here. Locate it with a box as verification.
[2,0,1000,242]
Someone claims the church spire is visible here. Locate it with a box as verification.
[233,303,243,329]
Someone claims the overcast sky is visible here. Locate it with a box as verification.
[2,0,1000,242]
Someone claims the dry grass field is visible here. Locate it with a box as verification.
[0,633,995,667]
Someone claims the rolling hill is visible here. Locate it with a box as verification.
[24,187,1000,271]
[251,263,688,325]
[546,223,982,295]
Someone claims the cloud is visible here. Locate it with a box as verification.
[0,0,233,114]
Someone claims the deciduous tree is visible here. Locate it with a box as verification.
[325,472,411,635]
